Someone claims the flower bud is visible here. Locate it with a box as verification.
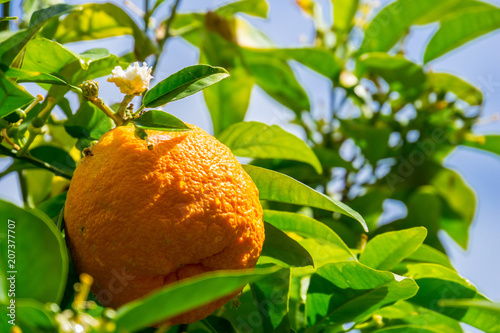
[80,80,100,101]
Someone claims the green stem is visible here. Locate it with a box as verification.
[90,98,122,125]
[17,170,33,208]
[118,94,134,118]
[16,129,37,157]
[0,1,10,31]
[0,145,72,180]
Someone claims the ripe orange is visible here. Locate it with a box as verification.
[64,124,265,325]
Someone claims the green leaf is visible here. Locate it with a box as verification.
[333,0,359,36]
[204,66,253,136]
[359,0,461,54]
[431,168,475,249]
[16,299,56,329]
[374,327,443,333]
[462,135,500,158]
[428,73,483,105]
[258,222,314,268]
[36,191,67,221]
[263,210,355,260]
[438,299,500,327]
[215,0,269,18]
[360,227,427,271]
[307,261,419,329]
[114,267,279,331]
[29,4,78,27]
[65,101,114,140]
[52,3,156,61]
[0,200,68,304]
[244,165,367,231]
[373,301,463,333]
[405,244,454,270]
[0,4,78,66]
[219,121,322,174]
[3,66,70,86]
[406,264,500,333]
[243,49,310,115]
[0,72,34,118]
[143,65,229,108]
[132,110,190,132]
[424,3,500,63]
[250,269,291,332]
[29,145,76,176]
[358,53,426,99]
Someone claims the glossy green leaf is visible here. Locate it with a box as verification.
[406,263,499,332]
[463,135,500,158]
[243,165,368,231]
[53,3,156,61]
[360,227,427,271]
[244,47,342,80]
[0,72,34,118]
[0,4,78,66]
[373,301,463,333]
[0,200,68,304]
[215,0,269,18]
[132,110,190,131]
[219,121,322,174]
[333,0,359,35]
[428,73,483,105]
[243,49,310,115]
[405,244,454,270]
[250,269,291,332]
[424,3,500,63]
[358,53,426,99]
[143,65,229,107]
[114,267,279,331]
[22,38,79,75]
[29,145,76,176]
[360,0,460,54]
[3,66,70,86]
[307,261,419,329]
[263,210,355,260]
[259,222,314,268]
[65,101,114,140]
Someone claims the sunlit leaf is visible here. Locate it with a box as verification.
[243,165,368,231]
[406,264,500,333]
[53,3,156,61]
[219,121,322,174]
[360,227,427,271]
[462,135,500,158]
[0,72,33,118]
[114,267,279,331]
[307,261,418,329]
[424,3,500,63]
[132,110,190,132]
[215,0,269,18]
[143,65,229,107]
[428,72,483,105]
[405,244,454,270]
[333,0,359,36]
[263,210,355,260]
[258,222,314,268]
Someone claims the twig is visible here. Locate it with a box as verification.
[151,0,182,75]
[0,145,73,180]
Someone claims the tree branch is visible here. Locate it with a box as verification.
[0,145,73,180]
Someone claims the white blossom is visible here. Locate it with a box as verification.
[108,62,153,95]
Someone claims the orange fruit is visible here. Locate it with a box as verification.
[64,124,265,325]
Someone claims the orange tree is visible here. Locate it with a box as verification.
[1,0,500,332]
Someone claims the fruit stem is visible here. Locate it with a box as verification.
[90,98,123,126]
[118,94,134,118]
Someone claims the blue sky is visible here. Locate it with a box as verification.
[2,0,500,310]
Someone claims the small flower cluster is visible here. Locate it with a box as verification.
[108,62,153,95]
